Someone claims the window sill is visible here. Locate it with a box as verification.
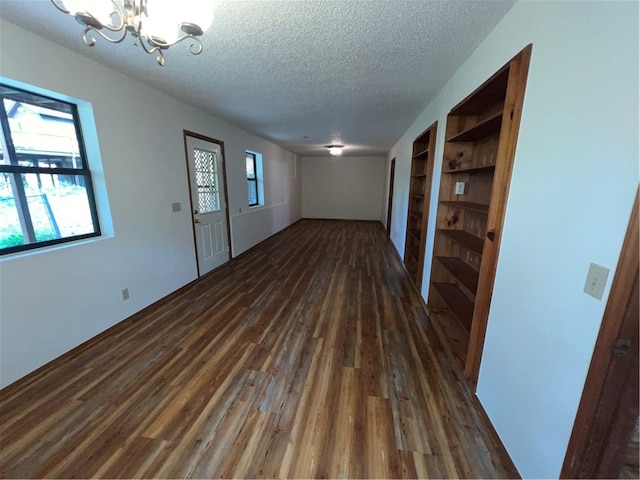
[0,233,113,262]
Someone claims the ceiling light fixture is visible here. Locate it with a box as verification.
[326,145,344,156]
[50,0,214,66]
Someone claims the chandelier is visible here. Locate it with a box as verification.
[50,0,214,66]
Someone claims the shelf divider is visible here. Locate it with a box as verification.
[407,228,421,241]
[438,229,484,255]
[432,282,474,331]
[435,256,479,293]
[439,200,489,214]
[413,148,429,159]
[446,112,503,143]
[443,163,495,175]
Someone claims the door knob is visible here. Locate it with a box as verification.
[193,209,198,214]
[194,219,200,223]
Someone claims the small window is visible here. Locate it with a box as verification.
[0,84,100,255]
[194,147,220,213]
[246,151,260,207]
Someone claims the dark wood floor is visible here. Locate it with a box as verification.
[0,219,517,479]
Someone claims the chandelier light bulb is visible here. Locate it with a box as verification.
[60,0,113,24]
[142,1,181,44]
[58,0,87,15]
[178,0,215,33]
[327,145,344,156]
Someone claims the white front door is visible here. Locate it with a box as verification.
[185,134,230,275]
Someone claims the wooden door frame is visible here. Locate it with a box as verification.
[464,45,533,386]
[183,130,232,277]
[416,123,438,290]
[561,189,639,478]
[386,158,396,235]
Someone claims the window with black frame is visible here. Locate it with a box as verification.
[246,151,259,207]
[0,84,101,255]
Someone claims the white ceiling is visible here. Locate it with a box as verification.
[0,0,515,156]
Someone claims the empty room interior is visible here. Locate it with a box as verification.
[0,1,638,479]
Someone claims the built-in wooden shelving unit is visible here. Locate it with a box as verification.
[403,121,438,290]
[428,44,532,385]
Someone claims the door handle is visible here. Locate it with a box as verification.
[612,339,631,357]
[194,219,200,223]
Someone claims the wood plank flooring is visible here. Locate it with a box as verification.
[0,219,518,479]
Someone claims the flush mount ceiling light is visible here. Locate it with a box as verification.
[326,145,344,156]
[50,0,214,66]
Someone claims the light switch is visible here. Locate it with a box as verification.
[172,202,181,212]
[455,182,465,195]
[583,263,610,300]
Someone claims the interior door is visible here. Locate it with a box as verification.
[185,134,230,276]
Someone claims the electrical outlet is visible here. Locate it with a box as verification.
[583,263,609,300]
[171,202,181,212]
[455,182,465,195]
[121,288,130,301]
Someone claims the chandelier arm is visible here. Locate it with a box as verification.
[150,35,204,55]
[50,0,70,14]
[137,38,166,66]
[82,25,128,47]
[49,0,124,32]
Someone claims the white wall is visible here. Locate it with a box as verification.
[386,1,638,478]
[301,156,385,220]
[0,20,301,388]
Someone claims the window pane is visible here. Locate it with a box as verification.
[0,131,5,165]
[246,155,256,179]
[198,190,220,213]
[194,147,220,213]
[24,173,96,239]
[3,98,83,169]
[1,173,96,250]
[248,181,258,206]
[0,175,25,249]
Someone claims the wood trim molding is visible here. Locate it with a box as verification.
[464,44,533,386]
[416,121,438,290]
[386,158,396,235]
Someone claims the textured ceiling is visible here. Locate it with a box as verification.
[0,0,515,156]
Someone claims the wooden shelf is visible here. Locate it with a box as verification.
[435,256,479,293]
[406,245,420,261]
[438,229,484,255]
[446,112,503,143]
[413,148,429,159]
[450,68,509,116]
[443,164,495,175]
[404,122,438,291]
[439,201,489,214]
[432,282,474,331]
[428,45,531,384]
[407,228,421,241]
